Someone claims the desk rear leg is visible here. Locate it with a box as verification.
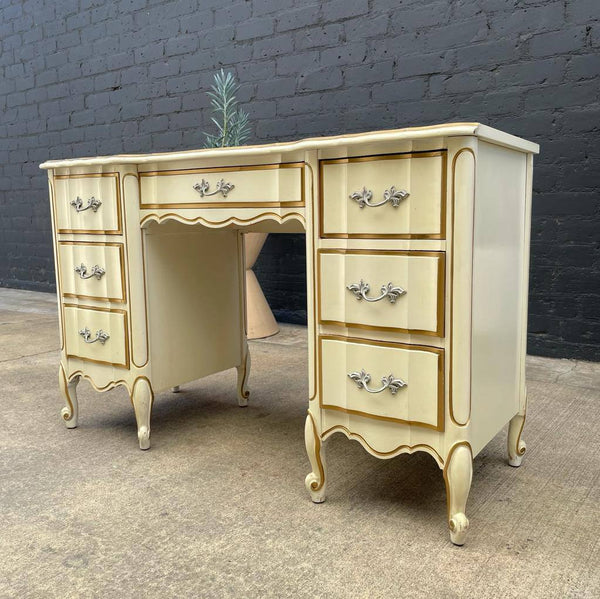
[236,340,250,407]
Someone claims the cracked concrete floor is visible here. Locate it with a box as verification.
[1,288,599,598]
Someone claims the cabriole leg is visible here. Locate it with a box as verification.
[131,378,153,450]
[304,412,326,503]
[444,442,473,546]
[236,343,250,407]
[508,412,527,467]
[59,364,79,429]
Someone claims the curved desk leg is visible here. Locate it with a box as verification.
[508,411,527,467]
[59,364,79,429]
[131,378,153,450]
[305,412,326,503]
[444,442,473,545]
[236,342,250,407]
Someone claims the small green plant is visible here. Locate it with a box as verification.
[203,69,251,148]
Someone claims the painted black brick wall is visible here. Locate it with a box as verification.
[1,0,599,359]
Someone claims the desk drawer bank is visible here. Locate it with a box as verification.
[41,123,538,545]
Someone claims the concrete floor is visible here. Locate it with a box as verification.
[1,288,599,598]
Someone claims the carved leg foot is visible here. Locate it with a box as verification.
[304,412,326,503]
[59,364,79,429]
[508,412,527,467]
[131,378,153,450]
[236,345,250,407]
[171,386,180,393]
[444,442,473,546]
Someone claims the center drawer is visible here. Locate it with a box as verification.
[318,249,445,337]
[320,335,444,431]
[58,241,126,302]
[320,151,446,239]
[64,305,129,368]
[139,162,305,208]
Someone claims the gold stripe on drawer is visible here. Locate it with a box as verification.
[319,150,447,239]
[317,249,445,337]
[53,172,122,235]
[64,304,130,368]
[138,162,305,209]
[319,335,444,432]
[58,241,126,303]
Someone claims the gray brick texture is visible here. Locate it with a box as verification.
[1,0,599,359]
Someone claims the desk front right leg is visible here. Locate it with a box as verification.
[305,411,326,503]
[59,363,79,429]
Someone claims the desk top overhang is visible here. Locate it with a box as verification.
[40,122,539,171]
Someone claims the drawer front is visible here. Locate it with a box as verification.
[64,305,129,368]
[320,151,446,238]
[139,162,305,208]
[54,173,121,234]
[58,242,126,303]
[319,250,445,337]
[320,336,444,431]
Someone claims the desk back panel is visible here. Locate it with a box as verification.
[144,223,243,392]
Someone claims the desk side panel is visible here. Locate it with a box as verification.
[470,142,529,456]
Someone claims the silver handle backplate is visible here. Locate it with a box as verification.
[193,178,235,198]
[78,328,110,344]
[71,196,102,212]
[349,186,409,208]
[74,263,105,280]
[348,369,406,395]
[347,280,406,303]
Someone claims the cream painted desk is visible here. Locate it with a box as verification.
[41,123,538,544]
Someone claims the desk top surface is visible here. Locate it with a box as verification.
[40,122,539,170]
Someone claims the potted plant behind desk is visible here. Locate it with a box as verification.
[203,70,279,339]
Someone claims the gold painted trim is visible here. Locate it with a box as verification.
[321,424,444,466]
[306,161,319,402]
[319,150,447,240]
[448,148,476,427]
[58,240,126,303]
[140,201,305,209]
[48,176,66,351]
[443,441,473,523]
[138,162,306,210]
[318,334,445,432]
[139,211,306,228]
[54,172,123,236]
[307,411,325,491]
[64,303,130,369]
[59,363,75,422]
[123,172,150,369]
[66,371,152,397]
[317,248,445,337]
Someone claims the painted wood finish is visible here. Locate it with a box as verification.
[139,162,305,208]
[41,123,538,544]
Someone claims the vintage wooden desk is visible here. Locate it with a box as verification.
[41,123,539,544]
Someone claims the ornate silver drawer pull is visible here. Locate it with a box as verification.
[348,369,407,395]
[78,327,110,344]
[193,178,235,198]
[347,280,406,303]
[74,263,105,280]
[349,186,409,208]
[71,196,102,212]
